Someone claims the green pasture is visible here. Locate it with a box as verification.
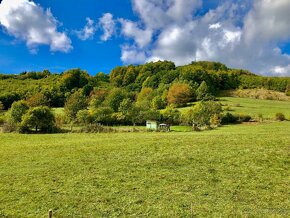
[220,97,290,119]
[179,97,290,120]
[0,122,289,217]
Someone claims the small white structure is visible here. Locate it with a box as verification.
[146,120,158,130]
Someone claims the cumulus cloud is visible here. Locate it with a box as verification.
[121,45,147,63]
[271,64,290,76]
[0,0,72,53]
[244,0,290,43]
[107,0,290,75]
[99,13,115,41]
[209,23,221,29]
[131,0,202,29]
[119,19,152,48]
[75,18,96,40]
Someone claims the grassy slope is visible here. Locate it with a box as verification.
[179,97,290,120]
[220,97,290,119]
[0,122,289,217]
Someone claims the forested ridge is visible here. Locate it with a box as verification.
[1,61,289,110]
[1,61,290,133]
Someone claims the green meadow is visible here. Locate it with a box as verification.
[179,97,290,120]
[0,121,289,217]
[220,97,290,119]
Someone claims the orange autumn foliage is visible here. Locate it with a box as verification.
[167,83,192,106]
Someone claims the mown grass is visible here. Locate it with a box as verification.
[0,122,289,217]
[220,97,290,119]
[178,97,290,120]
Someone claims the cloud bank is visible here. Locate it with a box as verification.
[0,0,72,53]
[101,0,290,75]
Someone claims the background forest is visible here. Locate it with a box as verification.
[1,61,290,133]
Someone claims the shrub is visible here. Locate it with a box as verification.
[221,113,252,124]
[275,113,286,121]
[258,113,263,122]
[192,101,222,127]
[91,107,114,125]
[2,121,17,133]
[180,108,194,125]
[221,113,239,124]
[20,106,56,133]
[237,114,252,122]
[10,100,30,123]
[77,109,92,124]
[55,114,65,129]
[210,114,221,127]
[80,124,116,133]
[162,107,181,125]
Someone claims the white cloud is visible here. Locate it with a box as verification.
[150,22,198,65]
[75,18,96,41]
[244,0,290,43]
[271,64,290,76]
[0,0,72,53]
[112,0,290,76]
[209,23,221,29]
[121,45,146,63]
[132,0,202,29]
[119,19,152,48]
[99,13,115,41]
[223,30,241,44]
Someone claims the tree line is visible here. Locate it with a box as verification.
[0,61,290,133]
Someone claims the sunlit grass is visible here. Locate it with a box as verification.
[178,97,290,120]
[0,122,289,217]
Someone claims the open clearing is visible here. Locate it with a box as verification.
[0,122,289,217]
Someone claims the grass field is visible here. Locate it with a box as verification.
[0,122,289,217]
[178,97,290,120]
[220,97,290,119]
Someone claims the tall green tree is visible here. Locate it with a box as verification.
[196,81,213,101]
[64,91,88,122]
[21,106,55,132]
[10,100,30,123]
[105,88,127,112]
[59,69,90,91]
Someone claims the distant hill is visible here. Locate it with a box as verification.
[0,61,289,109]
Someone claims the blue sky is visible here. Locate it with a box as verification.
[0,0,290,76]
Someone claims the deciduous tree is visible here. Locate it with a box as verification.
[167,83,192,106]
[21,106,55,132]
[10,100,30,123]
